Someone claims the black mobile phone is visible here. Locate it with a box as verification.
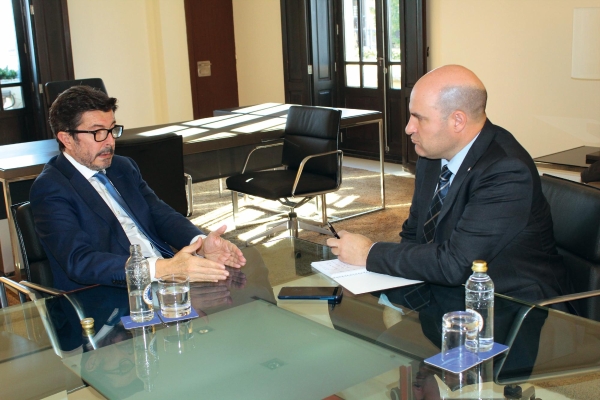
[277,286,343,301]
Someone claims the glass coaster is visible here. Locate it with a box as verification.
[158,307,200,323]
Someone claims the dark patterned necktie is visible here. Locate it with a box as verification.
[94,172,174,257]
[422,165,453,244]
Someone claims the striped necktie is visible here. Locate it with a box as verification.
[94,172,174,257]
[422,165,453,244]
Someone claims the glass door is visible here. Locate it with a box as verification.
[0,0,34,144]
[343,0,381,91]
[337,0,404,162]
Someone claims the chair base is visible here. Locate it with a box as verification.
[232,191,328,228]
[245,212,333,245]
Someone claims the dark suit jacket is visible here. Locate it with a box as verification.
[30,153,202,291]
[367,120,570,313]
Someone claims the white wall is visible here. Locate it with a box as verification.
[232,0,285,106]
[67,0,193,128]
[154,0,194,123]
[68,0,283,126]
[427,0,600,157]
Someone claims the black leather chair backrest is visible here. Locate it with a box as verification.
[115,133,188,216]
[282,106,341,179]
[44,78,107,108]
[11,202,53,288]
[541,174,600,320]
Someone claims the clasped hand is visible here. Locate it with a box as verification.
[156,225,246,282]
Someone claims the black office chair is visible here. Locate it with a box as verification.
[0,201,58,306]
[12,201,54,287]
[226,106,342,244]
[0,202,86,310]
[44,78,107,107]
[115,133,193,216]
[537,174,600,320]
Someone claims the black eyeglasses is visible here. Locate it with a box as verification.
[66,125,123,142]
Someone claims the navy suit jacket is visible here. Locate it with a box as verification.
[30,153,202,291]
[367,120,570,313]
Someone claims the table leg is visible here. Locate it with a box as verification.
[2,180,22,281]
[378,118,386,209]
[329,117,386,222]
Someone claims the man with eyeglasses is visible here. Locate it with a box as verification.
[30,86,246,291]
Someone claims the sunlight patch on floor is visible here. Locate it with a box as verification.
[332,194,359,208]
[341,173,384,181]
[386,202,412,209]
[190,204,234,226]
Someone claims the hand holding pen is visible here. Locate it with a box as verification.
[327,222,340,239]
[326,226,373,267]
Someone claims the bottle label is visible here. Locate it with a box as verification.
[466,309,484,332]
[143,283,153,306]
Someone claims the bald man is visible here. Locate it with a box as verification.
[328,65,570,314]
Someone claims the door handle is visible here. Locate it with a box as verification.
[197,61,211,77]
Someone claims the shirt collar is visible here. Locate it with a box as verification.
[441,132,480,175]
[63,152,104,180]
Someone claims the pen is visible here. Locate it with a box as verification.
[327,222,340,239]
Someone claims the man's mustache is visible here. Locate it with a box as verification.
[96,147,115,157]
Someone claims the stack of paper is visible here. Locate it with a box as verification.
[311,259,422,295]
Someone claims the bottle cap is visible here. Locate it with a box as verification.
[472,260,487,273]
[81,317,95,330]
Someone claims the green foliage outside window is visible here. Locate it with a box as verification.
[0,66,18,80]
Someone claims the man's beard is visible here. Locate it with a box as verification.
[85,147,115,171]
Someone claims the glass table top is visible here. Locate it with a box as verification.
[2,237,600,399]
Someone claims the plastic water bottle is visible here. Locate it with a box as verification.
[126,244,154,322]
[465,260,494,352]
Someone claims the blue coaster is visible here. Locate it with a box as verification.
[424,342,509,373]
[121,313,163,330]
[157,307,200,323]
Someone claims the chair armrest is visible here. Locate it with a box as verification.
[241,142,284,174]
[291,150,343,196]
[535,290,600,307]
[19,281,65,297]
[20,280,89,322]
[0,277,52,303]
[260,138,284,144]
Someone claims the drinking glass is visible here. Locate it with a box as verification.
[441,311,479,361]
[439,311,482,391]
[157,274,191,318]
